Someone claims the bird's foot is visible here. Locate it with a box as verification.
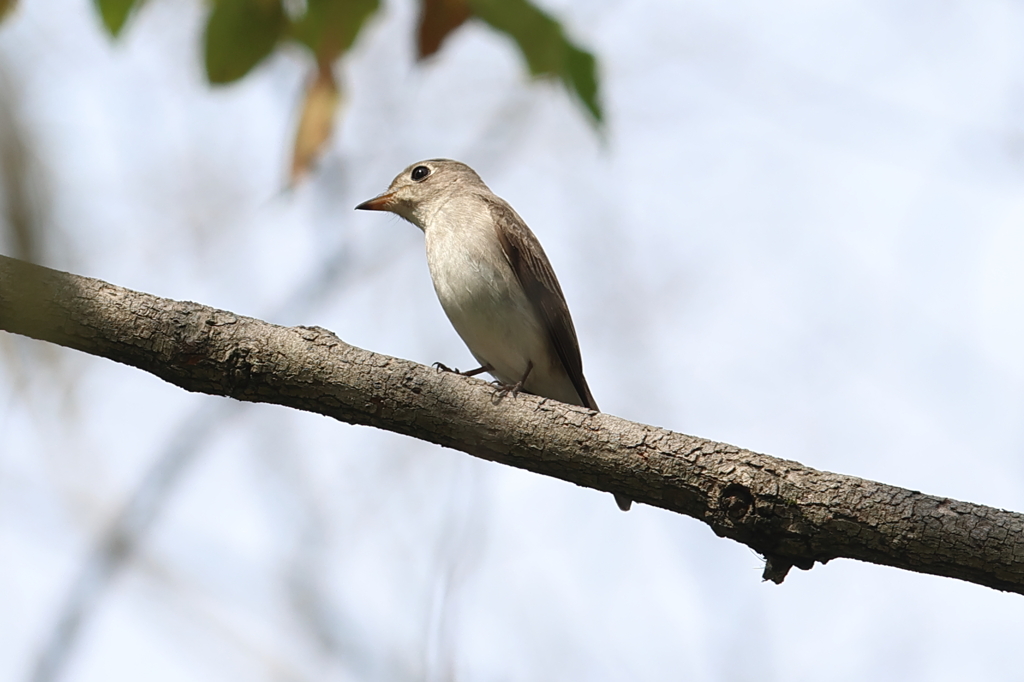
[490,379,525,403]
[489,361,532,404]
[433,362,493,377]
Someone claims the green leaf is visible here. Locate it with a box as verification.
[468,0,602,125]
[290,0,380,64]
[204,0,287,84]
[94,0,139,36]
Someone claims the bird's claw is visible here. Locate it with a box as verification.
[433,362,458,374]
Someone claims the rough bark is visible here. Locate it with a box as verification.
[2,253,1022,593]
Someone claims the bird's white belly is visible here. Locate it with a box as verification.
[425,228,549,387]
[421,202,584,406]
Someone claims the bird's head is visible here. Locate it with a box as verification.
[355,159,485,229]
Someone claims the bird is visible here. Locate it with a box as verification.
[356,159,631,511]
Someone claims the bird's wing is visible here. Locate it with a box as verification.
[483,196,599,411]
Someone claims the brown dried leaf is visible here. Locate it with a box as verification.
[417,0,471,60]
[290,63,341,183]
[0,0,16,23]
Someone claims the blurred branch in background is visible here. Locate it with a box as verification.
[93,0,602,181]
[29,238,355,682]
[30,400,245,682]
[272,415,488,681]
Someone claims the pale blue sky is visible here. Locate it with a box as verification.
[2,0,1023,680]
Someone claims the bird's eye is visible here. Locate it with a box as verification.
[411,165,431,181]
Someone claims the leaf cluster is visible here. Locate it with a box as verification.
[91,0,602,126]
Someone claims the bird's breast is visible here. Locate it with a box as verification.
[424,218,550,386]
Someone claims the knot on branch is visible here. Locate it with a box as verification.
[762,553,817,585]
[296,325,342,345]
[719,483,754,520]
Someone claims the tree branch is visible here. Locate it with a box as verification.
[2,253,1022,594]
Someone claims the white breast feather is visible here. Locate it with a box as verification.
[423,197,550,388]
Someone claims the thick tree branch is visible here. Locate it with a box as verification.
[2,253,1022,593]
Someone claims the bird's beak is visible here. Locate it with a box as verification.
[355,192,396,211]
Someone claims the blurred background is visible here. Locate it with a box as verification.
[3,0,1024,680]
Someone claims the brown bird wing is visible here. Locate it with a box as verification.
[483,196,599,411]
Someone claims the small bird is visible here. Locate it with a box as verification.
[357,159,631,511]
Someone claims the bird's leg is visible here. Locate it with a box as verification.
[492,361,533,402]
[433,362,492,377]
